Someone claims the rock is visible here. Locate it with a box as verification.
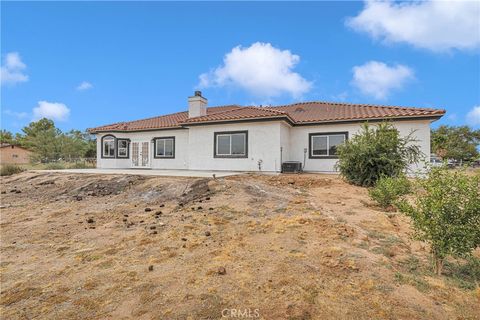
[217,267,226,275]
[181,237,187,241]
[75,195,83,201]
[205,231,211,237]
[205,197,211,201]
[145,208,152,212]
[122,218,127,222]
[150,226,156,230]
[1,191,6,194]
[15,190,22,194]
[152,231,158,235]
[124,214,129,217]
[159,204,165,208]
[209,208,214,211]
[155,211,162,215]
[148,265,154,271]
[197,206,203,210]
[86,218,95,223]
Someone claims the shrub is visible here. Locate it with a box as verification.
[68,162,89,169]
[44,162,66,170]
[398,167,480,275]
[0,164,25,176]
[336,122,422,187]
[369,175,411,209]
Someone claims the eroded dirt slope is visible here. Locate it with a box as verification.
[1,172,478,319]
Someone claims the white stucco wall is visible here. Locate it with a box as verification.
[288,120,432,173]
[96,129,189,169]
[186,121,285,172]
[95,119,432,173]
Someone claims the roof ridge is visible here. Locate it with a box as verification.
[270,100,440,111]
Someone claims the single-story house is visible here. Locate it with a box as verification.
[0,143,33,165]
[88,91,445,173]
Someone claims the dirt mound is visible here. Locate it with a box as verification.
[1,171,478,319]
[71,175,145,197]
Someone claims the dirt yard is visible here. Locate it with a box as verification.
[1,172,479,319]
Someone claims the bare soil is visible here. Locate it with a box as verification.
[1,172,479,319]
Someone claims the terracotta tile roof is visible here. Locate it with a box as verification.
[180,106,294,124]
[88,105,241,132]
[268,101,445,124]
[88,101,444,133]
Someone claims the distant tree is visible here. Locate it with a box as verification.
[20,118,95,161]
[336,122,422,187]
[21,118,62,161]
[431,125,480,161]
[0,129,15,144]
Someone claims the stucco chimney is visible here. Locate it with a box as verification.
[188,91,207,118]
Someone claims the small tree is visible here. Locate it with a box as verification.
[336,122,422,187]
[398,168,480,275]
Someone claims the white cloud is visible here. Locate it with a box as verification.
[352,61,414,99]
[347,0,480,52]
[76,81,93,91]
[198,42,312,98]
[33,101,70,122]
[4,109,29,119]
[1,52,29,86]
[466,105,480,126]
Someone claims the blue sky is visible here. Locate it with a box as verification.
[1,1,479,133]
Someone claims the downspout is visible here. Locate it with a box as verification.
[280,147,283,173]
[303,148,307,171]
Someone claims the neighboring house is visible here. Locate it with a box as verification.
[88,91,445,173]
[0,143,32,165]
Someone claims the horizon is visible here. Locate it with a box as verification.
[1,1,479,134]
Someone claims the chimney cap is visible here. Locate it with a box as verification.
[194,90,202,97]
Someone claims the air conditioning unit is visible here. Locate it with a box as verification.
[282,161,303,173]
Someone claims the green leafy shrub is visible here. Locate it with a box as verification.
[44,162,66,170]
[398,167,480,275]
[0,164,25,176]
[369,175,411,209]
[336,122,421,187]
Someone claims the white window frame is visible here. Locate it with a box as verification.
[102,136,115,158]
[117,139,129,158]
[154,137,175,158]
[310,133,347,158]
[215,132,247,158]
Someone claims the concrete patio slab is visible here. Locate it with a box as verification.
[32,169,243,178]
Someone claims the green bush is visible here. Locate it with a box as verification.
[0,164,25,176]
[398,167,480,275]
[44,162,66,170]
[336,122,422,187]
[369,175,411,209]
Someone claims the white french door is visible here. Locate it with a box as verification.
[131,141,150,168]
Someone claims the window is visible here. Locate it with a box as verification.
[154,137,175,158]
[309,132,348,158]
[117,139,129,158]
[102,135,115,158]
[214,131,248,158]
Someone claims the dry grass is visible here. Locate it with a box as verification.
[0,171,478,319]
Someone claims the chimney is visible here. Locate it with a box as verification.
[188,91,207,118]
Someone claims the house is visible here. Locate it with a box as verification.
[0,143,33,165]
[88,91,445,173]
